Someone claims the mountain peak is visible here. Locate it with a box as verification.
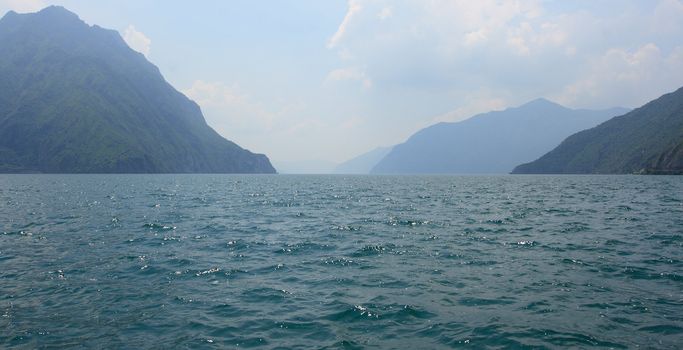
[0,9,21,25]
[0,5,85,31]
[512,85,683,174]
[34,6,82,23]
[0,6,275,174]
[520,98,565,110]
[37,5,76,16]
[371,100,619,174]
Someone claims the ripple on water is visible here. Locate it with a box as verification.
[142,223,176,231]
[1,174,682,349]
[349,244,394,257]
[323,302,435,324]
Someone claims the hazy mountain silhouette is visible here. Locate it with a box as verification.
[333,146,393,174]
[0,6,275,173]
[370,99,629,174]
[513,87,683,174]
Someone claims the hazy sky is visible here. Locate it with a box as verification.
[2,0,683,165]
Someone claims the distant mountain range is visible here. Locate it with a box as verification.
[513,87,683,175]
[370,99,629,174]
[0,6,275,173]
[333,146,393,174]
[4,8,677,176]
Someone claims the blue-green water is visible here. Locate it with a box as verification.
[1,175,682,349]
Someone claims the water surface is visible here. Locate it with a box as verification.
[1,175,682,348]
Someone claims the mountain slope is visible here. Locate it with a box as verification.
[512,87,683,174]
[333,146,393,174]
[0,6,275,173]
[370,99,628,174]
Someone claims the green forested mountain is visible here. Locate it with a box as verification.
[513,87,683,174]
[0,6,275,173]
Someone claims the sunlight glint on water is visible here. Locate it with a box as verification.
[0,174,682,348]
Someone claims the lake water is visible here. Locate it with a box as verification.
[1,175,682,349]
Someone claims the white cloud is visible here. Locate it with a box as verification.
[182,80,309,135]
[506,26,531,55]
[182,80,276,131]
[431,91,508,124]
[652,0,683,34]
[423,0,543,50]
[181,80,346,163]
[378,6,392,20]
[0,0,45,13]
[182,80,246,107]
[340,115,365,130]
[464,28,489,46]
[326,67,372,89]
[123,25,151,57]
[506,21,567,56]
[327,0,362,48]
[323,0,683,117]
[554,43,683,108]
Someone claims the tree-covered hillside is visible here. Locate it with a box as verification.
[513,87,683,174]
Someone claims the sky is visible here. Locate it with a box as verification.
[2,0,683,169]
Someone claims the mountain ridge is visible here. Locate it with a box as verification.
[371,99,629,174]
[0,6,275,173]
[512,87,683,174]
